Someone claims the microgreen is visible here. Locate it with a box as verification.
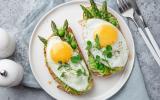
[58,63,69,70]
[60,72,65,77]
[71,54,81,64]
[106,52,112,58]
[95,55,100,62]
[76,69,83,76]
[106,45,112,51]
[86,40,92,50]
[103,45,112,58]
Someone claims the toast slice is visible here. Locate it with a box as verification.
[39,20,93,95]
[80,0,124,77]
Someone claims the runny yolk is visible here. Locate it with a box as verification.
[50,41,73,63]
[94,23,118,48]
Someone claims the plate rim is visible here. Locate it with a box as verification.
[29,0,135,99]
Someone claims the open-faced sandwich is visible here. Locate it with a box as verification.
[38,20,93,95]
[80,0,129,77]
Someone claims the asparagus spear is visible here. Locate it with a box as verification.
[80,5,93,19]
[58,19,69,37]
[101,1,118,27]
[90,0,101,18]
[101,1,109,20]
[51,21,59,36]
[63,19,68,31]
[38,36,47,46]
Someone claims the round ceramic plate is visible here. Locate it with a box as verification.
[29,1,135,100]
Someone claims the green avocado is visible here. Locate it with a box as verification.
[88,52,123,76]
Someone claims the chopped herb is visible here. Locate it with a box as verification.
[96,63,105,70]
[61,72,65,77]
[71,54,81,64]
[106,52,112,58]
[95,34,100,49]
[103,45,113,58]
[58,63,69,70]
[58,65,63,70]
[106,45,112,51]
[95,55,100,62]
[76,69,83,76]
[103,50,112,58]
[63,64,70,67]
[86,40,92,50]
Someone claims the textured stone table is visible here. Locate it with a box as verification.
[0,0,160,100]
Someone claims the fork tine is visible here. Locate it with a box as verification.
[121,0,128,11]
[117,0,125,12]
[123,0,132,9]
[117,0,123,12]
[119,0,127,11]
[122,0,129,10]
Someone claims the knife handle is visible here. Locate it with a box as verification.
[144,27,160,58]
[138,27,160,66]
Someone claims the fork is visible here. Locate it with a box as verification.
[117,0,160,66]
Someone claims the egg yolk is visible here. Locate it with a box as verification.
[50,41,73,63]
[94,23,118,48]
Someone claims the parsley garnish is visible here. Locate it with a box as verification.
[76,69,86,76]
[76,69,83,76]
[96,55,100,62]
[103,45,113,58]
[86,40,92,50]
[71,54,81,64]
[60,72,65,77]
[58,63,69,70]
[106,45,112,51]
[106,52,112,58]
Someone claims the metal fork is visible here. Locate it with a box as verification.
[117,0,160,66]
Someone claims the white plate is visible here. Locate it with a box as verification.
[29,1,135,100]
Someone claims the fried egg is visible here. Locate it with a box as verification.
[45,36,90,91]
[83,18,129,68]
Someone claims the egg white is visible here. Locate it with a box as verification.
[45,36,90,91]
[83,19,129,68]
